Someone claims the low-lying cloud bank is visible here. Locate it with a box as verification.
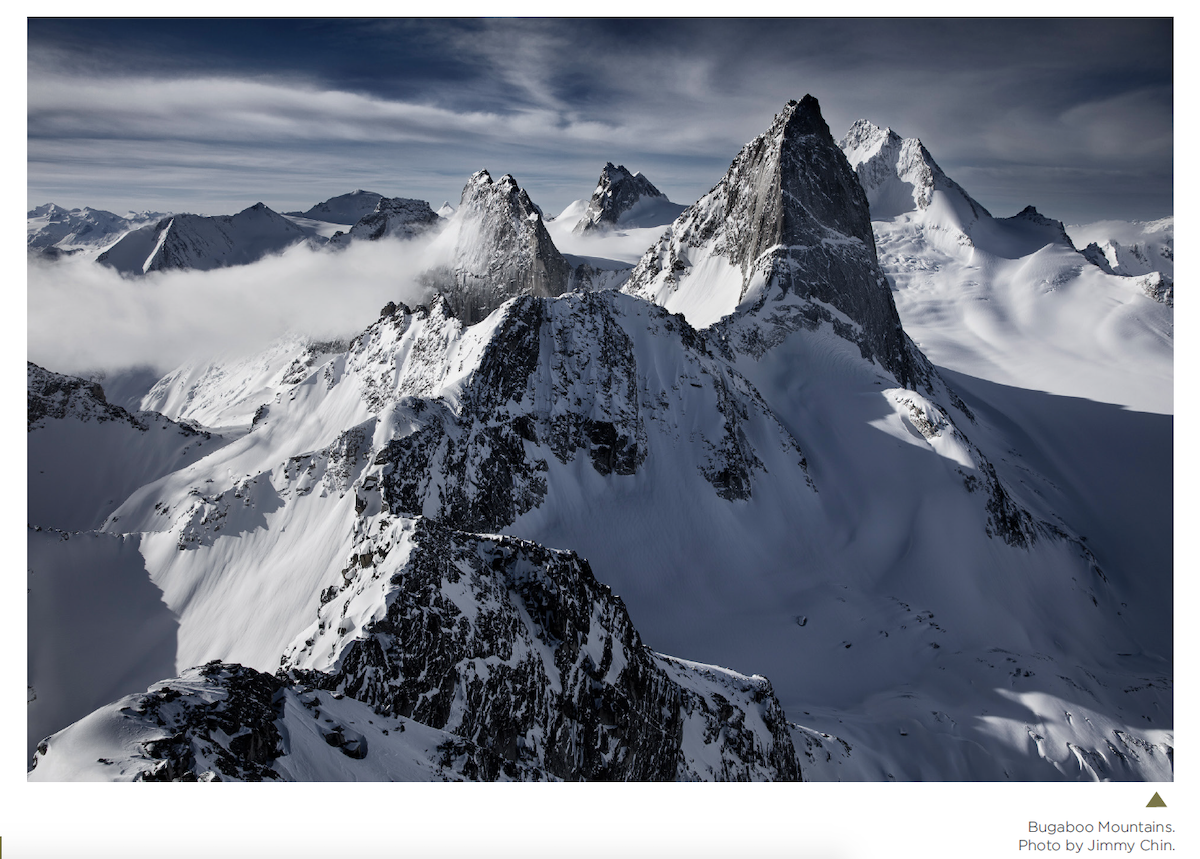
[28,236,440,378]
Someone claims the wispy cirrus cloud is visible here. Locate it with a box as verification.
[27,18,1173,222]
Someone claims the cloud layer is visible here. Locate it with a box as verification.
[28,237,440,376]
[28,18,1173,223]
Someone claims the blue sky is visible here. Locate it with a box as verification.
[27,18,1173,224]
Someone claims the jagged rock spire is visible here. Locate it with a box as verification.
[424,170,573,325]
[573,162,670,234]
[624,95,925,389]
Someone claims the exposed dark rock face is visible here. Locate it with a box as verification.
[625,96,926,390]
[1000,205,1076,249]
[424,171,573,325]
[573,163,682,234]
[284,517,801,781]
[55,662,285,782]
[331,197,440,244]
[1134,271,1173,306]
[1082,242,1118,274]
[27,363,128,431]
[28,362,209,438]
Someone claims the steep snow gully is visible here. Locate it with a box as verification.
[28,96,1171,782]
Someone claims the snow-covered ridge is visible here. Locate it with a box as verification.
[1067,217,1173,296]
[97,203,310,275]
[285,190,385,225]
[330,196,440,245]
[140,335,349,432]
[28,203,169,258]
[839,119,989,226]
[840,118,1174,410]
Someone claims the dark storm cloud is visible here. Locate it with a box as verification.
[27,18,1172,222]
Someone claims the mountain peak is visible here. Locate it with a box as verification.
[427,171,572,324]
[839,119,990,224]
[573,162,679,234]
[781,93,832,141]
[623,96,924,389]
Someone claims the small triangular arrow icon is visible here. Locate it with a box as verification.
[1147,792,1166,807]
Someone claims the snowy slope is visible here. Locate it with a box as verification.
[28,363,224,531]
[97,203,311,274]
[141,335,348,432]
[285,190,385,225]
[840,120,1173,413]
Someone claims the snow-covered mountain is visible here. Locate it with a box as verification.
[29,291,809,780]
[285,190,385,225]
[838,119,1172,413]
[96,203,312,275]
[28,203,168,258]
[27,95,1172,783]
[615,96,1170,780]
[566,163,687,235]
[1067,217,1173,279]
[329,196,440,246]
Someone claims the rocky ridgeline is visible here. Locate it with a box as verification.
[27,363,133,431]
[284,517,800,781]
[331,196,441,245]
[351,291,808,527]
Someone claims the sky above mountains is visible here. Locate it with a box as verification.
[27,17,1173,224]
